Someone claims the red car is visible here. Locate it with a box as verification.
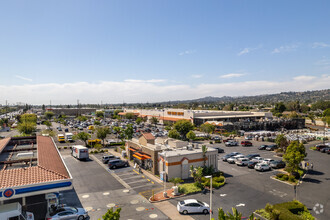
[241,141,253,146]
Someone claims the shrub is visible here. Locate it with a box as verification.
[255,209,271,219]
[288,175,296,183]
[57,147,62,150]
[178,183,202,194]
[276,173,284,178]
[270,209,281,220]
[209,141,213,144]
[63,146,67,149]
[104,149,108,152]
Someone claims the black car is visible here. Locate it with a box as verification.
[102,154,120,164]
[246,154,260,160]
[108,159,129,169]
[270,160,286,169]
[320,147,330,153]
[247,161,258,169]
[266,145,278,151]
[258,145,268,150]
[221,152,240,161]
[212,147,224,153]
[315,144,327,151]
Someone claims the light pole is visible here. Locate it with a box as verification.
[205,175,212,220]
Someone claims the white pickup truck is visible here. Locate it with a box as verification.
[0,202,34,220]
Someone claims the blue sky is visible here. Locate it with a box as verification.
[0,0,330,104]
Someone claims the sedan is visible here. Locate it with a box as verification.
[258,145,268,150]
[320,147,330,153]
[270,160,286,169]
[315,144,328,151]
[225,141,238,146]
[212,147,224,153]
[254,163,271,172]
[46,206,88,220]
[266,145,278,151]
[108,159,129,169]
[221,152,240,161]
[246,154,260,160]
[227,155,244,164]
[251,157,264,163]
[177,199,210,215]
[235,158,250,166]
[247,161,258,169]
[262,158,275,165]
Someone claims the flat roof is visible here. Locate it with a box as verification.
[160,146,217,157]
[195,114,264,120]
[0,136,71,189]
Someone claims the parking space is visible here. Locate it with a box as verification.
[61,151,168,219]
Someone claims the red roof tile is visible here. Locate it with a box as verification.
[142,133,155,140]
[0,137,10,154]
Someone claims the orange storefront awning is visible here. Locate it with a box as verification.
[128,147,136,152]
[133,154,142,160]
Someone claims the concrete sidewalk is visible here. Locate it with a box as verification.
[153,201,195,220]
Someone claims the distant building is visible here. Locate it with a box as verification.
[45,108,96,116]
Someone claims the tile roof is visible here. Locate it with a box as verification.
[142,133,155,140]
[0,136,70,189]
[0,137,10,154]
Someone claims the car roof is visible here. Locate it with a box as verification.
[184,199,198,204]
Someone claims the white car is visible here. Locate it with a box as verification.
[235,158,250,166]
[227,155,244,164]
[251,157,264,163]
[262,158,275,165]
[225,141,238,146]
[45,206,89,220]
[254,163,271,171]
[177,199,210,215]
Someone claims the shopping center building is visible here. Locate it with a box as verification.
[0,136,72,219]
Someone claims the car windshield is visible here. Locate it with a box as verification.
[197,200,205,206]
[68,207,78,213]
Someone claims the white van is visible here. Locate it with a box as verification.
[0,202,34,220]
[72,145,89,160]
[65,133,73,142]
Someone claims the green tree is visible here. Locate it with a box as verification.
[96,111,105,118]
[94,120,101,125]
[151,117,158,127]
[202,145,208,167]
[186,130,196,142]
[17,122,36,135]
[43,120,52,129]
[275,134,289,152]
[74,132,90,146]
[286,101,301,112]
[97,127,110,147]
[200,123,215,134]
[125,113,135,120]
[323,108,330,117]
[307,113,315,125]
[311,100,330,111]
[173,120,194,139]
[44,111,55,120]
[77,115,88,121]
[169,177,184,186]
[124,124,134,140]
[223,104,234,111]
[20,114,37,123]
[274,102,286,113]
[288,111,299,119]
[168,129,180,139]
[283,141,307,175]
[99,207,121,220]
[190,165,204,187]
[135,117,143,125]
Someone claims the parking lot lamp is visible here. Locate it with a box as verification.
[205,175,212,220]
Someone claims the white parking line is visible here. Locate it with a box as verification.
[131,182,154,189]
[121,176,143,181]
[127,179,149,185]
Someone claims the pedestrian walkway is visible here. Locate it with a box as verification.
[153,201,195,220]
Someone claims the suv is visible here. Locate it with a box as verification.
[266,144,278,151]
[241,141,253,146]
[246,154,260,160]
[108,159,129,169]
[102,154,120,164]
[225,140,238,146]
[316,144,328,151]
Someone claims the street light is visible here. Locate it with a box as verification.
[205,175,212,220]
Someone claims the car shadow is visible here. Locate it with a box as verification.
[302,178,322,184]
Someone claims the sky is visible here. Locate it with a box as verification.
[0,0,330,105]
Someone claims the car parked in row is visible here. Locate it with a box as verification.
[247,161,259,169]
[266,144,278,151]
[211,146,225,153]
[258,145,268,150]
[270,160,286,169]
[108,159,129,169]
[235,158,250,166]
[46,206,89,220]
[221,152,240,161]
[320,147,330,153]
[315,144,328,151]
[102,154,120,164]
[254,163,271,172]
[227,154,245,164]
[177,199,210,215]
[246,154,260,160]
[225,140,238,146]
[241,141,253,146]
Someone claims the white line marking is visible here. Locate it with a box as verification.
[236,203,245,207]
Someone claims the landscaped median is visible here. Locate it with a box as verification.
[271,168,305,185]
[255,200,315,220]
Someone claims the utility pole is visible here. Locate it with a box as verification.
[77,99,80,116]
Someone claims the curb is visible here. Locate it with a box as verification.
[270,175,296,186]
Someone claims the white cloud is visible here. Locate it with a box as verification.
[191,74,203,78]
[271,44,299,54]
[312,42,330,48]
[237,45,262,56]
[124,79,166,83]
[315,58,330,66]
[1,75,329,105]
[179,50,195,56]
[219,73,245,79]
[15,75,33,82]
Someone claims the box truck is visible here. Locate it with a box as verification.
[72,145,89,160]
[0,202,34,220]
[57,134,65,143]
[65,132,73,142]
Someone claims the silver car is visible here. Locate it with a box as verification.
[46,206,88,220]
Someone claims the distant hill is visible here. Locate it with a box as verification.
[160,89,330,105]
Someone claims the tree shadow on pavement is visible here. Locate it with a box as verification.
[307,170,324,175]
[302,178,322,184]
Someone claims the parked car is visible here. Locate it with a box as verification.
[258,145,268,150]
[221,152,240,161]
[262,158,275,165]
[325,148,330,154]
[236,158,250,166]
[266,145,278,151]
[177,199,210,215]
[246,154,260,160]
[320,147,330,153]
[225,141,238,146]
[315,144,328,151]
[227,155,245,164]
[211,146,224,153]
[102,154,120,164]
[241,141,253,147]
[254,163,271,172]
[223,138,233,143]
[46,206,88,220]
[64,128,69,132]
[245,136,253,140]
[247,161,258,169]
[108,159,129,169]
[270,160,286,169]
[251,157,264,163]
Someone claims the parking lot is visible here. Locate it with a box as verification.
[60,150,168,219]
[169,139,329,220]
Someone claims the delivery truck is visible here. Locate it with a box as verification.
[0,202,34,220]
[57,134,65,143]
[65,132,73,142]
[71,145,89,160]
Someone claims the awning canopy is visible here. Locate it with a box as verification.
[128,147,136,152]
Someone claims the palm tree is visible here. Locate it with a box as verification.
[202,145,208,167]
